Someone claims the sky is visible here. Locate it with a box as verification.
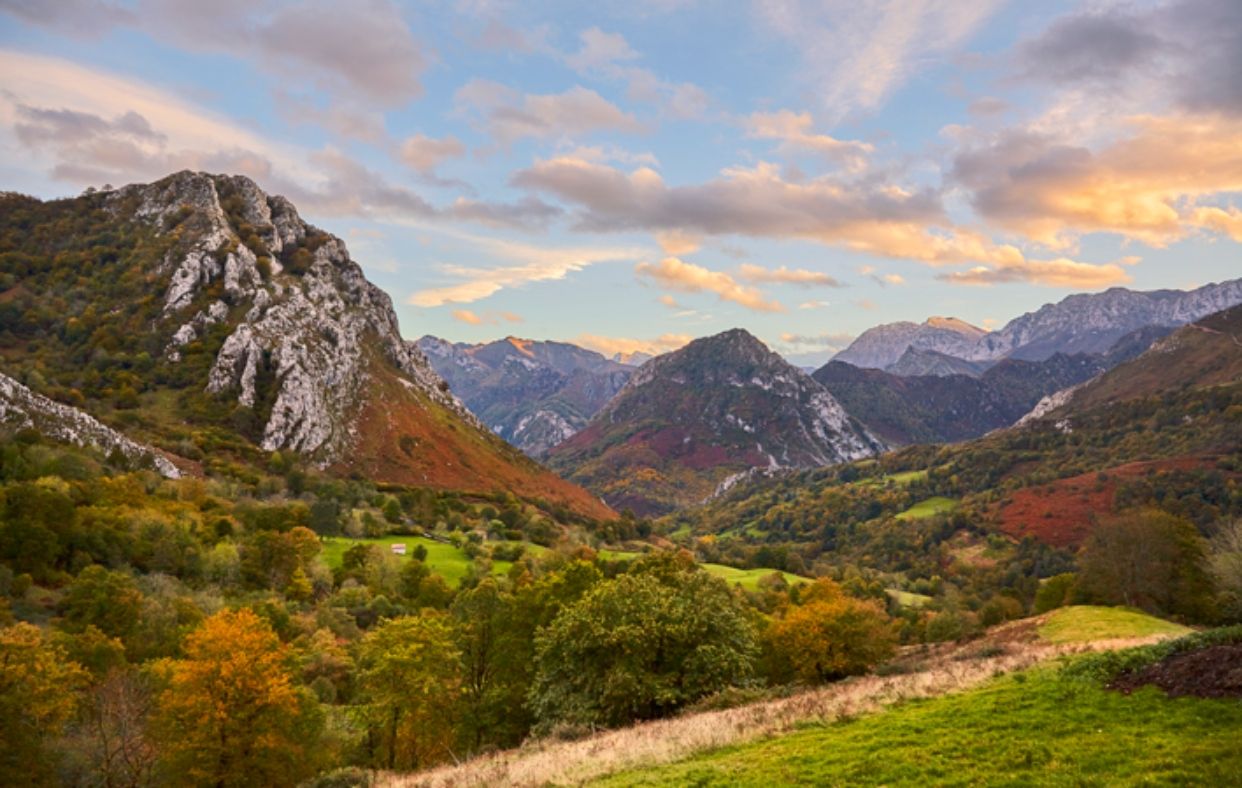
[1,1,1239,366]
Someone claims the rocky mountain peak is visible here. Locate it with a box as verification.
[834,316,983,370]
[108,171,472,458]
[550,328,881,515]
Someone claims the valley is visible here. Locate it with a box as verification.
[1,173,1239,788]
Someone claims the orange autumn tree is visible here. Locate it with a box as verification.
[764,579,897,684]
[155,608,322,787]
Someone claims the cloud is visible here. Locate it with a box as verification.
[657,294,682,308]
[744,110,873,169]
[778,331,854,350]
[0,54,563,232]
[753,0,1002,122]
[455,80,643,146]
[737,263,843,287]
[512,155,985,264]
[399,134,467,175]
[572,332,692,358]
[936,257,1133,288]
[951,114,1242,247]
[566,27,639,72]
[882,273,904,285]
[562,27,711,120]
[3,0,428,108]
[451,309,523,325]
[1015,0,1242,117]
[409,235,646,306]
[798,300,830,309]
[655,230,701,255]
[636,256,784,312]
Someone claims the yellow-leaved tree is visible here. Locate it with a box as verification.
[155,608,322,787]
[0,622,89,785]
[764,579,897,684]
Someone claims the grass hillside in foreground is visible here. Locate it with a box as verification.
[596,663,1242,786]
[1038,605,1193,644]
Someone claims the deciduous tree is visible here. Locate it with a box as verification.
[154,608,321,787]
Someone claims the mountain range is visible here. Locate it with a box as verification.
[833,280,1242,375]
[546,329,881,515]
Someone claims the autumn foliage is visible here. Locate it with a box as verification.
[765,579,898,684]
[155,609,321,787]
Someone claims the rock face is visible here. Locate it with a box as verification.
[834,317,986,370]
[547,329,881,515]
[0,373,181,478]
[415,336,632,456]
[968,280,1242,362]
[111,171,472,460]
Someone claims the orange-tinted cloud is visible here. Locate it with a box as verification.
[636,256,784,312]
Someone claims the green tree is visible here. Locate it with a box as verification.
[530,565,756,729]
[60,565,145,643]
[357,611,461,770]
[1078,509,1216,621]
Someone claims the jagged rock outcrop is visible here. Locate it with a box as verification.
[110,171,473,459]
[0,373,181,478]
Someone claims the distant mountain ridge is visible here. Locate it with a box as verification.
[833,280,1242,376]
[415,335,633,456]
[547,328,881,515]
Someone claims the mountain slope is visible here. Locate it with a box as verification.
[546,329,881,515]
[0,172,612,520]
[834,317,985,370]
[813,328,1167,446]
[416,335,632,456]
[1034,303,1242,419]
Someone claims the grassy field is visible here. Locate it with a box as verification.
[596,663,1242,786]
[1039,605,1193,644]
[894,496,958,521]
[594,550,808,592]
[319,536,542,585]
[858,469,928,488]
[886,588,932,608]
[701,564,807,591]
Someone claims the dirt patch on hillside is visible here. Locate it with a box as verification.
[990,456,1219,548]
[1110,644,1242,699]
